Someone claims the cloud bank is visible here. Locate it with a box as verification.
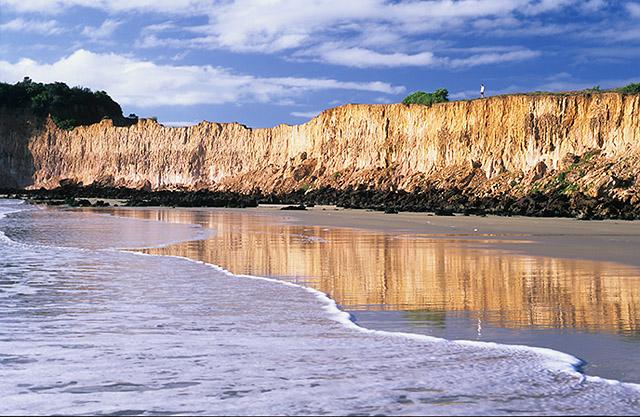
[0,50,405,107]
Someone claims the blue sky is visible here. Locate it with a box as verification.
[1,0,639,127]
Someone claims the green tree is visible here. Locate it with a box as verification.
[0,79,127,129]
[402,88,449,106]
[617,83,640,94]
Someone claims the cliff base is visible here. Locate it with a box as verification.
[4,179,638,221]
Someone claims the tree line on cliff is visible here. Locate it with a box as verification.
[0,77,138,130]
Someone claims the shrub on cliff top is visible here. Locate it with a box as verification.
[616,83,640,94]
[0,77,136,130]
[582,85,601,94]
[402,89,449,106]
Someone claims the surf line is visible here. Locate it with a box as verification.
[125,248,624,388]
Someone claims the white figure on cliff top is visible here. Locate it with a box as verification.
[480,83,485,98]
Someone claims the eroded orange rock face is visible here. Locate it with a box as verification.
[2,93,639,199]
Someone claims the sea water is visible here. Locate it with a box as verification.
[0,200,639,415]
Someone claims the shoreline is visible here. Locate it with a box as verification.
[266,205,640,268]
[100,204,640,269]
[2,201,640,414]
[88,204,640,384]
[3,178,640,221]
[7,200,640,384]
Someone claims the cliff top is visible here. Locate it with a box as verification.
[3,78,639,133]
[65,89,639,133]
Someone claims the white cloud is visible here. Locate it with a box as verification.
[290,111,321,118]
[303,44,538,68]
[0,0,214,14]
[446,49,541,68]
[312,47,437,68]
[0,0,613,69]
[472,16,520,30]
[1,0,570,20]
[627,2,640,17]
[590,26,640,42]
[582,0,606,12]
[521,0,576,15]
[189,0,535,53]
[82,19,123,41]
[130,0,567,68]
[0,49,404,107]
[170,51,189,61]
[0,17,63,35]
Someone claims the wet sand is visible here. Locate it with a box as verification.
[85,205,640,383]
[261,205,640,268]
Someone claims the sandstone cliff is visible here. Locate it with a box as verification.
[1,92,639,211]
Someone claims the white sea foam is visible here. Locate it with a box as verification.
[0,199,25,217]
[221,261,640,391]
[0,199,27,243]
[132,251,585,377]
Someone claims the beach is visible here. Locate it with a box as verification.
[91,205,640,383]
[2,200,640,415]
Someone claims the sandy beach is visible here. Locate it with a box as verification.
[3,200,640,414]
[256,205,640,267]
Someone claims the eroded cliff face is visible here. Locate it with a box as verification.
[0,112,41,189]
[2,93,639,202]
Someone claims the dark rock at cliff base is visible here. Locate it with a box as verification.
[281,204,307,211]
[77,199,92,207]
[265,184,640,220]
[433,208,454,216]
[125,190,259,208]
[4,184,639,220]
[4,186,258,209]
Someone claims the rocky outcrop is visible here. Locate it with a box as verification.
[1,93,639,215]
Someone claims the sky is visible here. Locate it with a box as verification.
[0,0,639,127]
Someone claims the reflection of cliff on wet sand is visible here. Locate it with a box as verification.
[105,208,640,335]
